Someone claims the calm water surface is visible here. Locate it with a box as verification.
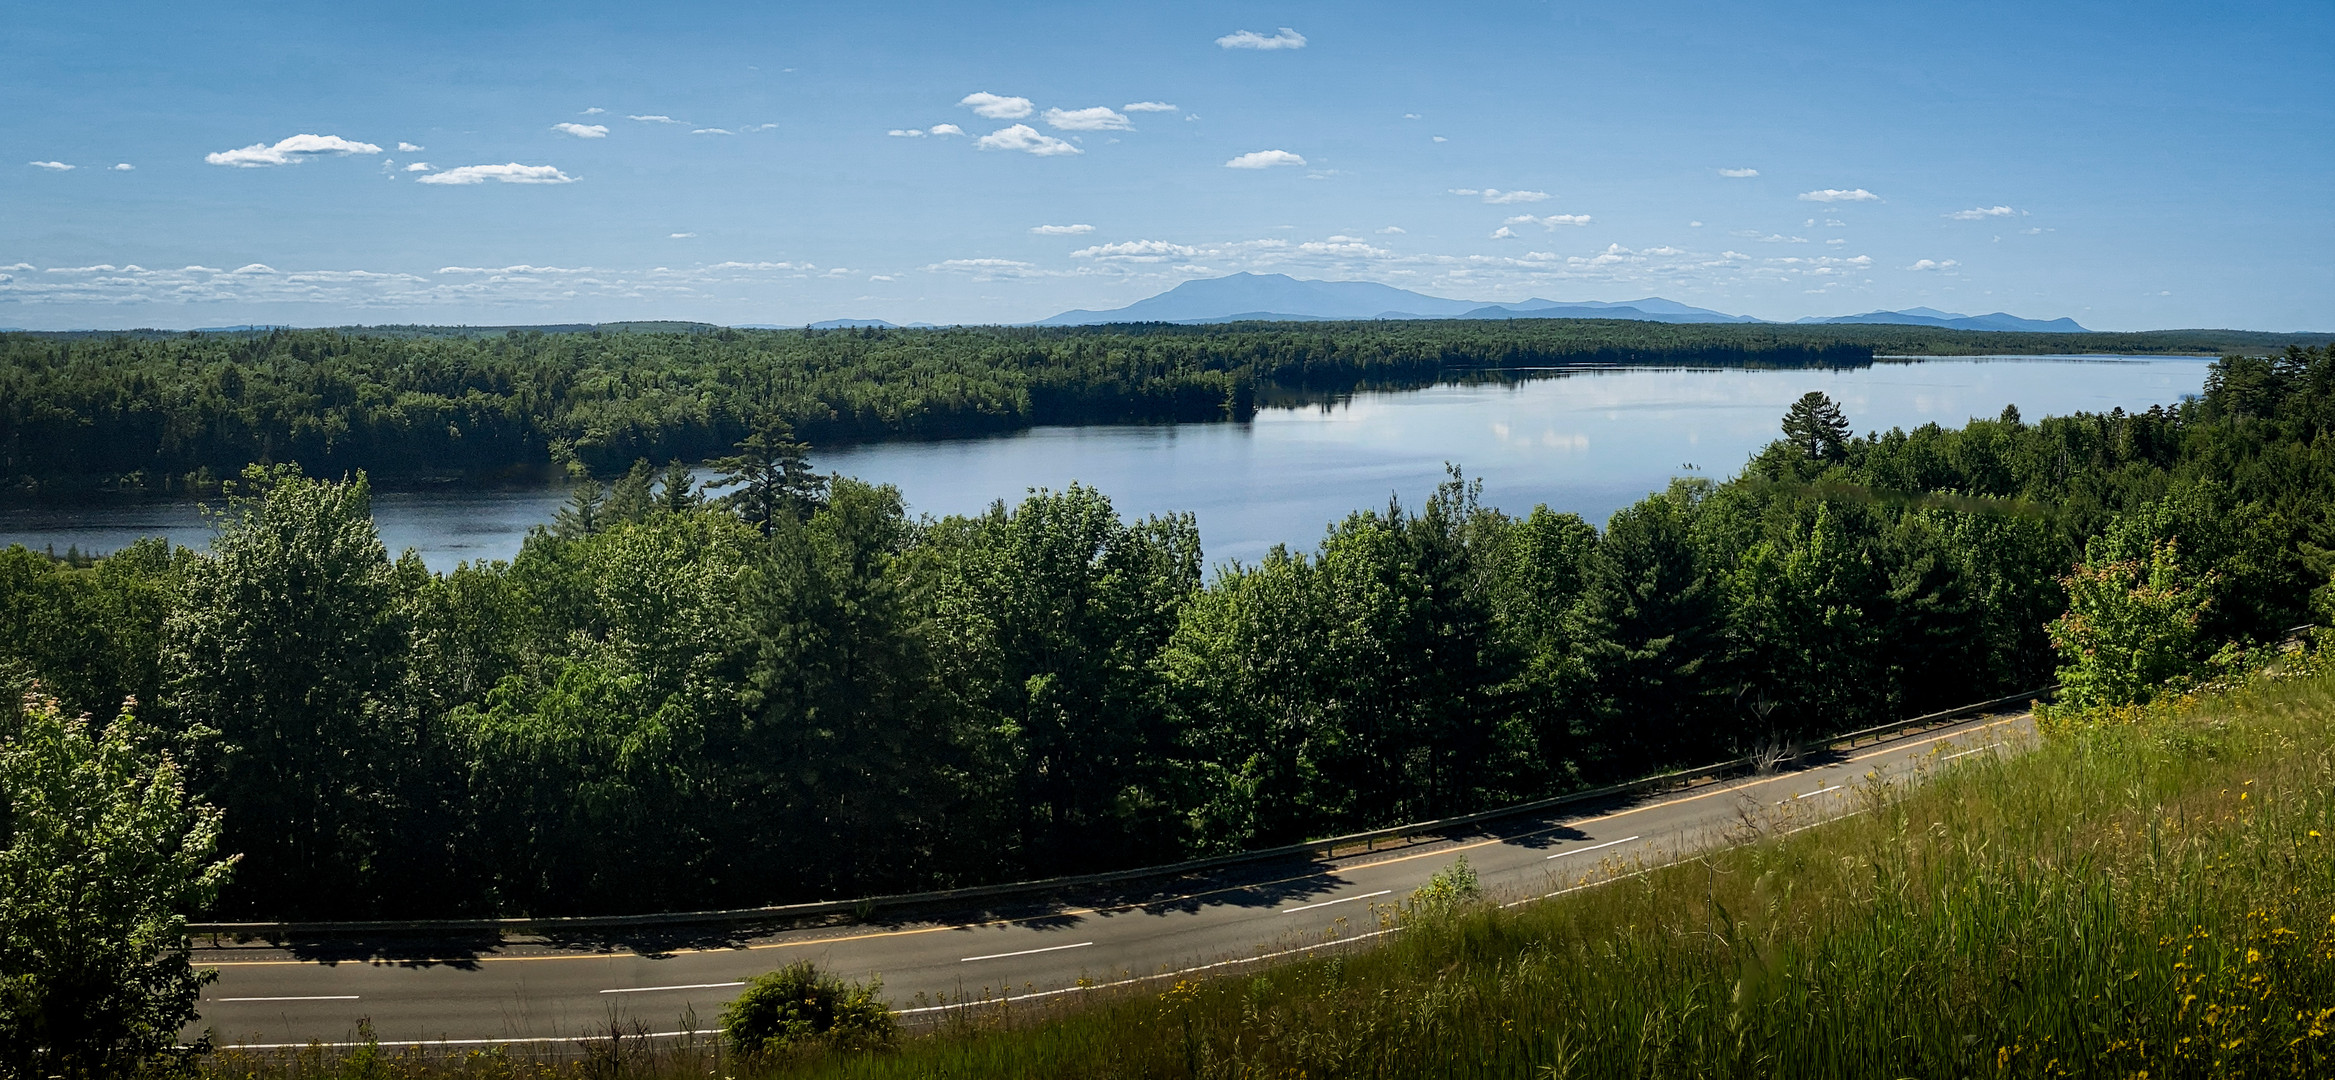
[0,356,2212,570]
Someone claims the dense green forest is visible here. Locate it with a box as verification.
[2,345,2329,920]
[4,319,2322,492]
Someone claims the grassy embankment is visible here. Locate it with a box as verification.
[205,650,2335,1079]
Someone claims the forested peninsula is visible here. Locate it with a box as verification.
[3,319,2320,492]
[3,346,2328,921]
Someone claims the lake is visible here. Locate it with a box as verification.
[0,356,2213,571]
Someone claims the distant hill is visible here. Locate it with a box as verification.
[805,318,901,329]
[1797,308,2088,333]
[1035,273,2074,330]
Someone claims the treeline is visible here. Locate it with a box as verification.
[3,346,2331,919]
[0,320,1884,491]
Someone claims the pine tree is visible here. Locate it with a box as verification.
[1780,391,1851,461]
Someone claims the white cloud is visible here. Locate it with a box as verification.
[975,124,1081,156]
[1505,213,1592,228]
[1403,113,1421,119]
[1451,188,1549,204]
[435,264,595,275]
[1906,258,1960,271]
[924,257,1045,278]
[580,109,604,116]
[1378,225,1405,234]
[1123,101,1177,112]
[707,261,811,271]
[1043,106,1132,131]
[1489,226,1520,240]
[111,163,133,171]
[959,92,1034,120]
[1948,205,2019,219]
[1031,224,1096,235]
[1689,220,1704,227]
[1071,239,1199,261]
[29,160,73,171]
[1431,136,1447,143]
[742,123,778,132]
[1225,149,1305,169]
[669,232,696,238]
[1217,27,1306,49]
[205,133,383,167]
[869,274,896,282]
[397,142,424,152]
[928,123,965,137]
[628,114,684,124]
[552,122,609,138]
[404,162,432,172]
[1718,167,1759,178]
[888,129,926,138]
[414,162,576,185]
[1798,188,1880,202]
[692,128,733,136]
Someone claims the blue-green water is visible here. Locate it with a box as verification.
[0,356,2212,571]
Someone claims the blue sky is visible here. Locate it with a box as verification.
[4,1,2328,331]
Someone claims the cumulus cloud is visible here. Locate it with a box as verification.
[1225,149,1305,169]
[1123,101,1178,112]
[1948,205,2019,219]
[1489,226,1519,240]
[552,122,608,138]
[1378,225,1405,234]
[1071,240,1200,261]
[1217,27,1306,49]
[669,232,696,238]
[1031,224,1096,235]
[929,123,965,137]
[975,124,1081,156]
[414,162,576,185]
[111,163,133,171]
[29,161,73,171]
[1798,188,1880,202]
[1906,258,1960,271]
[692,128,733,135]
[404,162,432,172]
[1450,188,1549,204]
[923,257,1046,279]
[1505,213,1592,228]
[1043,106,1133,131]
[959,92,1034,120]
[707,261,811,271]
[889,129,926,138]
[1718,167,1759,178]
[205,134,384,167]
[628,114,684,124]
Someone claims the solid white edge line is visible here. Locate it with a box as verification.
[959,941,1094,963]
[597,981,745,995]
[1545,834,1640,860]
[1793,783,1844,800]
[214,995,360,1002]
[1281,889,1391,914]
[1942,743,2004,761]
[220,1029,720,1050]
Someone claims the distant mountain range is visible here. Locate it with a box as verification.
[1025,273,2087,333]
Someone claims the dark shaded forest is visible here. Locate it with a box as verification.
[5,319,2321,493]
[3,346,2330,920]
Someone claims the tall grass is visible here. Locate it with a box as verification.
[201,662,2335,1079]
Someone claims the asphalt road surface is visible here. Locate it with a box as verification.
[190,711,2034,1049]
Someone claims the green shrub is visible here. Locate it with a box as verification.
[1407,855,1482,914]
[718,962,895,1055]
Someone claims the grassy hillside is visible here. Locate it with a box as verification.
[207,645,2335,1079]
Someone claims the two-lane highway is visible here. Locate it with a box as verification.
[191,713,2033,1049]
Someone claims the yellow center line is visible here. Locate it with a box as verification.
[209,715,2026,969]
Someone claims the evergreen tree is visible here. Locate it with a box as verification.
[711,421,826,535]
[1780,390,1852,462]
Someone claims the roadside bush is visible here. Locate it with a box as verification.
[718,962,895,1055]
[1407,855,1482,915]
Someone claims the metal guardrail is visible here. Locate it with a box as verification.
[189,683,2055,941]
